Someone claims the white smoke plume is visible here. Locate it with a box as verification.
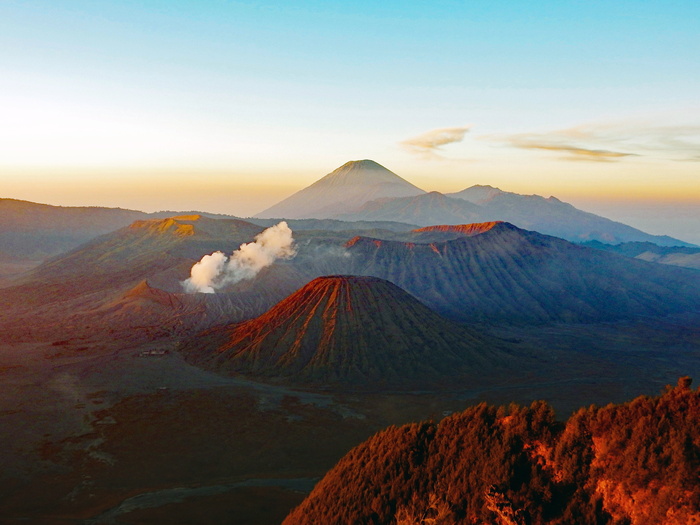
[182,221,296,293]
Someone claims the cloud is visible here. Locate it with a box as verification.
[401,127,471,158]
[491,121,700,163]
[508,138,636,162]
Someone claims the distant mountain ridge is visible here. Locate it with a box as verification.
[2,158,694,269]
[335,191,482,226]
[583,240,700,270]
[447,185,692,246]
[338,188,692,246]
[258,162,694,246]
[0,198,148,260]
[0,196,419,271]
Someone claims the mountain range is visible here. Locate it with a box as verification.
[4,214,698,354]
[257,160,694,246]
[1,159,693,283]
[250,221,700,325]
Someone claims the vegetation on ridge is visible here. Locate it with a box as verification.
[284,377,700,525]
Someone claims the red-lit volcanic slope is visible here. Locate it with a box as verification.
[284,378,700,525]
[183,276,516,387]
[413,221,505,236]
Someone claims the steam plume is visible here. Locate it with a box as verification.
[183,221,296,293]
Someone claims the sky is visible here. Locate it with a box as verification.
[1,0,699,243]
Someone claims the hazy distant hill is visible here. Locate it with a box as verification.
[0,200,250,264]
[0,197,419,266]
[255,160,426,219]
[583,240,700,270]
[0,198,147,260]
[334,187,692,246]
[182,276,514,387]
[448,185,693,246]
[335,191,481,225]
[285,378,700,525]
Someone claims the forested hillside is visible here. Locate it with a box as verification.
[284,378,700,524]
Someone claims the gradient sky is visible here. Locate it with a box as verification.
[1,1,699,242]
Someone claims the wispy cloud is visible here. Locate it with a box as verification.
[507,137,636,162]
[401,127,471,159]
[491,121,700,163]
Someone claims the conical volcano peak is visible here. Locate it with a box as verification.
[339,159,387,170]
[286,275,401,310]
[182,274,507,386]
[255,160,425,219]
[263,275,410,319]
[318,160,418,187]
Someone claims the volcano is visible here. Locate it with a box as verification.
[255,160,425,219]
[337,222,700,324]
[240,221,700,325]
[183,276,512,386]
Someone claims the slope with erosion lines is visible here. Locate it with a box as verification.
[244,222,700,325]
[182,276,519,388]
[336,223,700,324]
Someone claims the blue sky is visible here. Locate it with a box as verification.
[1,1,698,241]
